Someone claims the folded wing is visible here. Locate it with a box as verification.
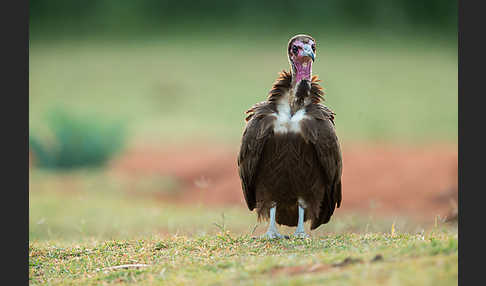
[300,104,343,229]
[237,103,275,210]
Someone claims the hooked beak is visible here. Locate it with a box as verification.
[302,45,315,62]
[303,51,315,62]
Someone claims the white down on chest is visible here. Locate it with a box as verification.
[272,98,309,134]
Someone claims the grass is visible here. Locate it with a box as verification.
[29,33,457,146]
[30,231,457,285]
[29,169,457,285]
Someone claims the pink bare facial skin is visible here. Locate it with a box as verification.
[290,40,315,84]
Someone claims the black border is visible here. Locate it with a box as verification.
[458,0,484,285]
[1,0,29,284]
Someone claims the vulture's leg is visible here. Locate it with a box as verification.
[260,205,287,239]
[293,204,310,238]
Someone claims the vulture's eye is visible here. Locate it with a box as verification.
[292,45,299,55]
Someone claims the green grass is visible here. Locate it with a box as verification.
[29,34,457,146]
[29,169,457,285]
[30,231,457,285]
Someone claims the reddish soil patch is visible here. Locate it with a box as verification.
[268,255,381,276]
[270,263,332,276]
[110,142,457,221]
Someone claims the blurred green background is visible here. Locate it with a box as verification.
[30,0,457,148]
[29,0,457,242]
[29,0,457,39]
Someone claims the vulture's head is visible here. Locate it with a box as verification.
[287,34,316,112]
[287,34,316,85]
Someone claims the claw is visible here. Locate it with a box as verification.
[293,204,310,239]
[260,230,289,240]
[260,205,289,240]
[293,231,310,239]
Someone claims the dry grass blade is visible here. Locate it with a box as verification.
[96,264,151,272]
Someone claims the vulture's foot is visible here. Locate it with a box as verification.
[259,205,289,239]
[293,204,310,238]
[260,230,289,240]
[293,231,310,239]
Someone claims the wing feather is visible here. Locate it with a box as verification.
[237,105,275,210]
[301,104,343,228]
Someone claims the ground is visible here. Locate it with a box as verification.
[30,230,457,285]
[29,142,458,285]
[110,142,458,221]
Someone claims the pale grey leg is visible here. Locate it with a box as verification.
[293,205,310,238]
[260,205,286,239]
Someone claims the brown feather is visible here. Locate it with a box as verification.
[267,70,292,102]
[237,69,342,230]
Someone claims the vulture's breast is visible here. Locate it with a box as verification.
[271,102,309,135]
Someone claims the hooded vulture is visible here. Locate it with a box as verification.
[237,34,342,239]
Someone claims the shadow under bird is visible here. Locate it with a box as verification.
[237,34,343,239]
